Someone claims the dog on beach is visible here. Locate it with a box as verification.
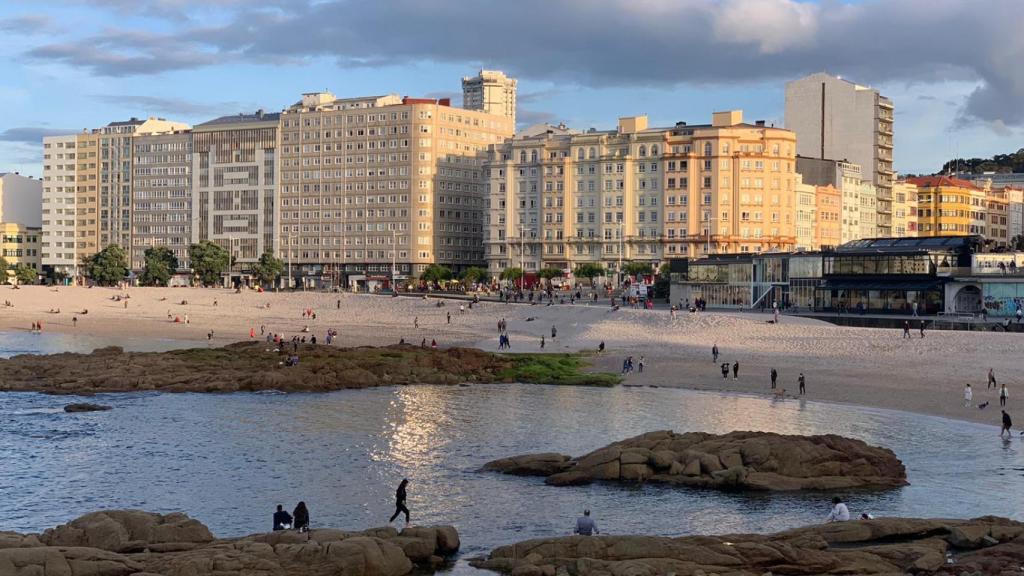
[772,388,786,399]
[978,401,989,410]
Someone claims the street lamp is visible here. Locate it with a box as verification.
[617,220,624,287]
[519,222,528,291]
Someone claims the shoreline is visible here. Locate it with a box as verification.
[0,286,1017,427]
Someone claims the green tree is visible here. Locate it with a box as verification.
[139,247,179,287]
[538,267,564,280]
[1011,235,1024,252]
[251,251,285,286]
[420,264,453,283]
[622,262,654,277]
[83,245,129,286]
[189,241,230,287]
[573,263,605,286]
[499,267,524,281]
[0,255,8,284]
[13,264,36,285]
[459,266,488,286]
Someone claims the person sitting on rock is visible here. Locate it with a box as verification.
[293,502,310,532]
[574,510,599,536]
[826,497,850,523]
[273,504,293,531]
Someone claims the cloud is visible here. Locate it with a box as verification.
[91,94,249,117]
[23,0,1024,128]
[517,109,559,128]
[0,14,56,34]
[0,127,77,145]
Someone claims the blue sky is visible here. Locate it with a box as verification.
[1,0,1021,177]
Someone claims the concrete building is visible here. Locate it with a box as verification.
[277,91,514,288]
[0,223,41,281]
[909,176,986,237]
[797,156,865,243]
[41,135,80,277]
[191,111,281,280]
[785,73,894,235]
[859,181,878,239]
[814,184,842,249]
[462,70,517,127]
[131,129,193,271]
[794,174,816,250]
[0,173,42,226]
[484,111,798,281]
[891,180,918,238]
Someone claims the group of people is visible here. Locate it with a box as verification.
[901,320,927,339]
[272,502,310,532]
[621,355,644,374]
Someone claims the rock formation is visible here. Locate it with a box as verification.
[471,516,1024,576]
[63,403,112,412]
[0,342,613,394]
[0,510,459,576]
[483,430,907,491]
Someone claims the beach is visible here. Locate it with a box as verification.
[0,285,1015,426]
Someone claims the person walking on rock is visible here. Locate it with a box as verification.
[574,510,599,536]
[389,479,410,525]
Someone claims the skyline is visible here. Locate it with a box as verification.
[2,0,1023,177]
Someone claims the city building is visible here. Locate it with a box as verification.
[462,70,517,126]
[785,73,894,235]
[909,176,986,238]
[131,129,193,271]
[40,134,79,277]
[796,156,865,243]
[0,223,41,281]
[858,181,878,239]
[814,184,842,250]
[794,174,816,250]
[484,111,798,281]
[891,180,918,238]
[0,173,42,225]
[278,91,514,288]
[191,111,281,282]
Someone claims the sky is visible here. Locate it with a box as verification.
[1,0,1022,177]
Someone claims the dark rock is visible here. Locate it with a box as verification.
[63,403,112,412]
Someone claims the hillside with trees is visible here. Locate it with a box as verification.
[941,149,1024,174]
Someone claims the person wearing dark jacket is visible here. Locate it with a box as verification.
[293,501,310,532]
[389,479,410,524]
[273,504,292,531]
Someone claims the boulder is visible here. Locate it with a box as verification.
[41,510,213,552]
[484,430,907,492]
[64,403,112,412]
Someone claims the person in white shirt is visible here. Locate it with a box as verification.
[964,384,973,408]
[826,497,850,523]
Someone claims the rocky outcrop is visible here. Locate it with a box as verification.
[0,342,613,394]
[483,430,907,491]
[63,403,112,412]
[1,510,459,576]
[471,516,1024,576]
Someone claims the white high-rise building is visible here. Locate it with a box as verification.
[785,73,894,235]
[462,70,517,127]
[41,135,79,276]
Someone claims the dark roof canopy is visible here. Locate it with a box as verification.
[833,235,982,254]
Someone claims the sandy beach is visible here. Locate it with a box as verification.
[0,285,1016,426]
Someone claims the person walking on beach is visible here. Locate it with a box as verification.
[919,320,926,338]
[798,373,806,395]
[770,368,778,390]
[540,335,545,349]
[292,502,310,532]
[712,343,719,362]
[414,317,419,329]
[574,510,599,536]
[732,361,739,380]
[551,325,557,339]
[989,368,997,389]
[389,479,410,525]
[902,321,910,339]
[1000,384,1009,407]
[721,363,729,379]
[964,383,973,408]
[638,356,645,373]
[825,497,850,523]
[1001,410,1013,438]
[273,505,293,531]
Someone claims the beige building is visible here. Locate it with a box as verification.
[797,157,865,243]
[814,184,842,249]
[484,110,797,280]
[0,173,42,226]
[858,181,878,239]
[278,91,514,286]
[0,223,41,282]
[462,70,517,126]
[794,174,816,250]
[132,130,192,270]
[891,180,918,237]
[191,111,280,277]
[41,134,79,276]
[785,73,894,235]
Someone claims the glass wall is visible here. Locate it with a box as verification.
[688,261,752,284]
[823,254,933,276]
[817,288,942,314]
[690,284,752,308]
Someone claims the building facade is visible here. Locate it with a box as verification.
[462,70,517,127]
[0,223,41,281]
[858,181,878,239]
[909,176,986,238]
[41,135,79,276]
[132,130,193,270]
[277,92,514,287]
[0,173,42,226]
[814,184,842,249]
[794,174,816,250]
[785,73,894,235]
[484,111,798,280]
[892,180,918,238]
[796,156,865,244]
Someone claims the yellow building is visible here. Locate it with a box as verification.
[908,176,985,237]
[814,184,842,249]
[891,180,918,237]
[0,223,41,282]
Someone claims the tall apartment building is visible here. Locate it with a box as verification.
[484,111,797,279]
[191,111,281,273]
[814,184,842,249]
[277,91,514,286]
[908,176,986,237]
[794,174,816,250]
[891,180,918,237]
[858,181,878,239]
[785,73,894,235]
[41,135,79,276]
[132,130,193,270]
[462,70,517,126]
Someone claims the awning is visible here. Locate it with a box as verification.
[817,278,946,291]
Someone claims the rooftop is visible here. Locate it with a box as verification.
[834,235,982,253]
[196,111,280,128]
[906,175,981,190]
